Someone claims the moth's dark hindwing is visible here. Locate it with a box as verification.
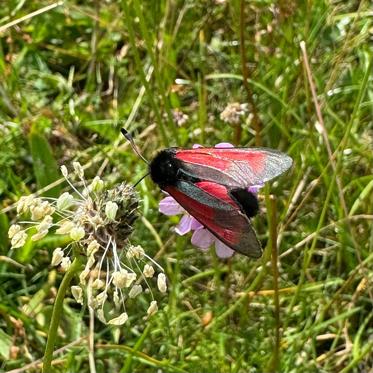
[149,148,180,187]
[229,189,259,218]
[165,181,262,258]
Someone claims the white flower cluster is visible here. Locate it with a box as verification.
[172,108,189,127]
[9,162,167,325]
[220,102,248,125]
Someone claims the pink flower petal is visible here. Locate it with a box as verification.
[159,196,184,216]
[191,228,215,250]
[214,240,235,258]
[248,184,263,195]
[175,215,194,235]
[215,142,234,148]
[190,217,204,230]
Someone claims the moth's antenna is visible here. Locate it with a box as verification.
[133,172,150,187]
[121,128,149,165]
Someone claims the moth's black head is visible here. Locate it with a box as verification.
[149,148,181,188]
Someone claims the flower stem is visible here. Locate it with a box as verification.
[42,258,82,373]
[239,0,262,146]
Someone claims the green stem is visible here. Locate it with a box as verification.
[42,258,82,373]
[239,0,262,146]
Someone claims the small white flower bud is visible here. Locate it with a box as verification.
[112,270,136,288]
[88,297,98,309]
[56,220,75,235]
[108,312,128,326]
[17,195,35,215]
[87,255,96,269]
[87,240,100,256]
[38,215,53,230]
[51,247,64,266]
[112,270,125,288]
[70,226,85,241]
[113,289,121,308]
[97,309,106,324]
[129,284,143,298]
[60,257,71,271]
[143,264,155,278]
[90,176,104,193]
[8,224,21,239]
[30,201,55,221]
[147,300,158,316]
[60,165,68,177]
[11,230,27,248]
[16,196,28,214]
[157,273,167,293]
[95,291,107,306]
[31,229,48,241]
[56,192,74,210]
[79,265,90,284]
[126,245,145,259]
[105,201,118,221]
[73,161,84,178]
[71,285,83,304]
[92,279,105,289]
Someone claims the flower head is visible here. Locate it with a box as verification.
[159,143,263,258]
[220,102,248,125]
[9,162,167,325]
[172,108,189,127]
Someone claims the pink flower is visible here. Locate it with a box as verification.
[158,143,262,258]
[159,195,235,258]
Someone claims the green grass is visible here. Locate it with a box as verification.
[0,0,372,372]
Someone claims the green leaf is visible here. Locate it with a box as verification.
[0,328,12,360]
[28,122,61,198]
[0,212,9,253]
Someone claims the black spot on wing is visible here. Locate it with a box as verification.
[229,189,259,218]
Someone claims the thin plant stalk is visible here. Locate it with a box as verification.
[121,0,170,147]
[42,257,82,373]
[268,195,280,371]
[239,0,262,146]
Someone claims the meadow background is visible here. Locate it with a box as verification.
[0,0,372,372]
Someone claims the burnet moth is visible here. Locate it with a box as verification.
[121,128,292,258]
